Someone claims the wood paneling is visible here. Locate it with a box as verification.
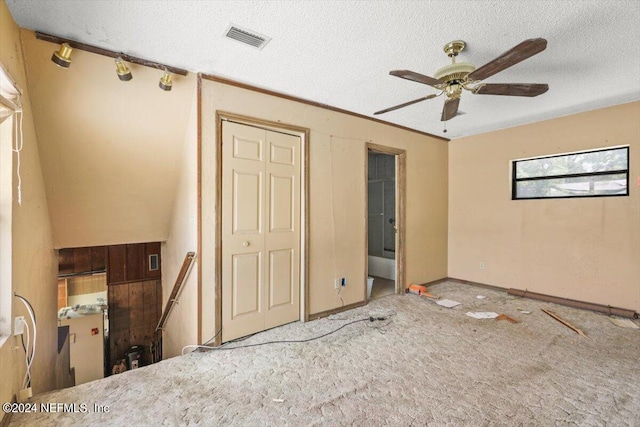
[128,282,144,347]
[142,281,159,347]
[57,279,68,310]
[126,244,144,282]
[108,280,162,370]
[58,249,74,275]
[73,247,91,273]
[90,246,106,271]
[108,283,130,369]
[108,245,126,284]
[108,243,161,285]
[67,275,106,296]
[58,246,107,277]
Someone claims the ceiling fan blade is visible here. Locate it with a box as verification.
[374,94,438,115]
[389,70,442,88]
[474,83,549,97]
[441,97,460,121]
[468,38,547,81]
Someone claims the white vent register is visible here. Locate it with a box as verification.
[224,24,271,50]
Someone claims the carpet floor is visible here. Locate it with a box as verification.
[8,281,640,426]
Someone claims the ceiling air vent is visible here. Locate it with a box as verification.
[224,25,271,50]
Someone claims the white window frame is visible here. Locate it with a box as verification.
[512,146,630,200]
[0,63,20,344]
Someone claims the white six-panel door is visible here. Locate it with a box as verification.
[222,121,300,342]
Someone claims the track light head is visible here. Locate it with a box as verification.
[115,57,133,81]
[51,43,73,68]
[159,69,172,91]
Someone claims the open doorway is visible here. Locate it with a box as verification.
[366,143,406,300]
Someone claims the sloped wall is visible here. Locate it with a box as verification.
[19,29,196,248]
[449,101,640,311]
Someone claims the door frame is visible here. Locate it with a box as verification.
[365,143,406,298]
[214,111,310,345]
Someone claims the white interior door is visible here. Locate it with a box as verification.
[222,121,300,341]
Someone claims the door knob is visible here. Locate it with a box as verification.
[243,241,250,247]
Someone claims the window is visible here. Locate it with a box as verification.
[512,146,629,200]
[0,63,20,341]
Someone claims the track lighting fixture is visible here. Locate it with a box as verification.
[51,43,73,68]
[114,57,133,81]
[159,69,173,91]
[38,32,188,87]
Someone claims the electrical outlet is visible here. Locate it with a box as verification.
[14,316,25,335]
[341,277,347,287]
[334,279,340,290]
[18,387,32,402]
[479,262,485,270]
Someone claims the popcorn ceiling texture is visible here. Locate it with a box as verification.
[10,282,640,426]
[6,0,640,138]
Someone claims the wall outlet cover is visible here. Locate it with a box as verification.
[14,316,25,335]
[19,387,32,402]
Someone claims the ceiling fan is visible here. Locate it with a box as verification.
[374,38,549,122]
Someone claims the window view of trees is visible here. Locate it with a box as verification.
[513,147,629,199]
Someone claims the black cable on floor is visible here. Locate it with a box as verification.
[184,316,385,354]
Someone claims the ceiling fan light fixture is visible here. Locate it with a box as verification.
[115,57,133,81]
[51,43,73,68]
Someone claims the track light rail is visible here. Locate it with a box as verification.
[36,31,188,76]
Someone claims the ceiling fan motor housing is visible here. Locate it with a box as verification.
[435,62,476,99]
[434,62,476,83]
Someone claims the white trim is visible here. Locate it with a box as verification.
[0,103,14,338]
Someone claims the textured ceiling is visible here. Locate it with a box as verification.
[6,0,640,138]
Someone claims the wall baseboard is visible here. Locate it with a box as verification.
[446,277,507,292]
[309,276,638,322]
[308,301,366,321]
[434,277,638,319]
[415,277,449,288]
[507,288,637,319]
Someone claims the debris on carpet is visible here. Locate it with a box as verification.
[496,314,519,323]
[466,311,499,319]
[436,299,461,308]
[608,317,639,329]
[542,308,588,338]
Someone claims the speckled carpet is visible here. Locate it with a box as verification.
[8,282,640,426]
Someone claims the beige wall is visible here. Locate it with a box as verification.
[19,30,196,248]
[449,101,640,311]
[0,0,57,416]
[200,78,448,340]
[161,82,198,358]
